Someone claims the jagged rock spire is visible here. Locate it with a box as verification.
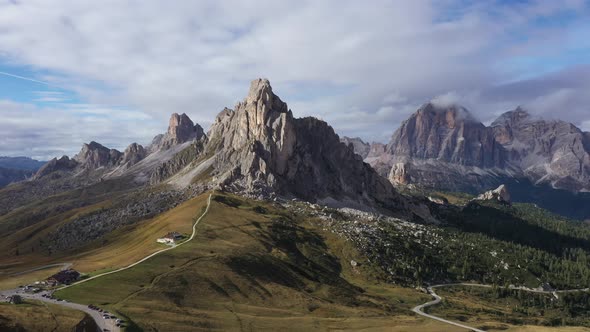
[155,113,205,150]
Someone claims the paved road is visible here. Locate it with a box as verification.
[412,286,486,332]
[30,292,118,332]
[412,283,590,332]
[1,193,213,332]
[0,288,118,332]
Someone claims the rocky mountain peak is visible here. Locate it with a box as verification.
[120,143,147,167]
[202,78,425,218]
[155,113,205,150]
[208,78,296,175]
[74,141,122,170]
[491,109,590,191]
[33,155,78,179]
[475,184,511,205]
[385,103,504,168]
[168,113,195,140]
[237,78,291,142]
[341,136,370,159]
[418,102,478,126]
[491,107,532,128]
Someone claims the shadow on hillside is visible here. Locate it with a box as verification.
[450,203,590,255]
[226,217,365,306]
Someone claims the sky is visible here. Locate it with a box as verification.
[0,0,589,160]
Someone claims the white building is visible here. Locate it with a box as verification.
[156,232,183,245]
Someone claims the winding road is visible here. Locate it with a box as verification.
[412,283,590,332]
[2,193,212,332]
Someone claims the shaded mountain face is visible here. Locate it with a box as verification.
[0,156,45,171]
[0,156,46,188]
[492,108,590,191]
[0,167,32,187]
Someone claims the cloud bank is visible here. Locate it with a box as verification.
[0,0,588,158]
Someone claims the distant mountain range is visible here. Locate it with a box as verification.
[0,156,45,188]
[3,79,590,220]
[342,102,590,219]
[3,79,431,222]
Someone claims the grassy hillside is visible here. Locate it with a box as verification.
[0,300,90,332]
[0,190,207,288]
[4,184,590,330]
[55,192,451,331]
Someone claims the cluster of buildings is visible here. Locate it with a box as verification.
[46,269,81,287]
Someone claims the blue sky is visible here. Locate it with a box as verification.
[0,0,589,160]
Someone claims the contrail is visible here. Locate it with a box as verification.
[0,70,54,86]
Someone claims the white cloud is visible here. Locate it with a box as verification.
[430,91,462,109]
[0,100,161,160]
[0,0,588,157]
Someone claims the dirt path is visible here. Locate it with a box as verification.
[58,193,211,291]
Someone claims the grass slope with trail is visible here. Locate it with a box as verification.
[55,193,446,331]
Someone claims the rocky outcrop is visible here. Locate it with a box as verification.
[475,184,511,204]
[150,140,205,184]
[120,143,147,168]
[33,156,78,180]
[341,136,370,158]
[491,108,590,191]
[44,190,186,252]
[367,142,386,159]
[202,78,421,217]
[73,141,123,170]
[154,113,205,151]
